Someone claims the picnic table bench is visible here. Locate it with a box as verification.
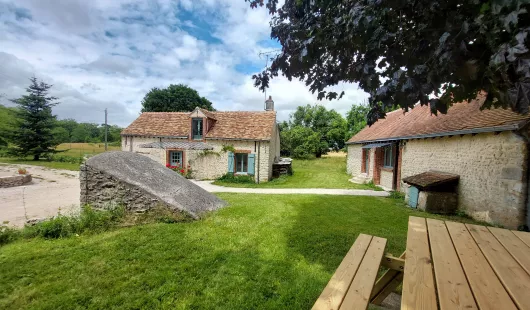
[313,216,530,310]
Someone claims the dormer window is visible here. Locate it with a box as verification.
[192,118,203,140]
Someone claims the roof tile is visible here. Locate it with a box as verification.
[348,96,530,143]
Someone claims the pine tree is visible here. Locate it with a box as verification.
[8,77,59,160]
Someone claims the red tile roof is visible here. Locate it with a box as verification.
[348,97,530,143]
[122,111,277,141]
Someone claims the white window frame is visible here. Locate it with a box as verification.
[170,151,183,166]
[235,153,248,174]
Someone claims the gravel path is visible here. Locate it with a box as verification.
[191,180,389,197]
[0,164,80,227]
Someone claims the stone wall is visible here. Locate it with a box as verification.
[122,136,272,182]
[347,144,363,176]
[80,166,171,213]
[379,169,393,190]
[0,174,32,188]
[400,131,527,228]
[80,152,227,218]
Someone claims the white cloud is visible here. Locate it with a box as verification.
[0,0,369,127]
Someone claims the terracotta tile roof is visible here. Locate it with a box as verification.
[122,111,277,141]
[348,97,530,143]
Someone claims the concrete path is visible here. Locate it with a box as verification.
[191,180,389,197]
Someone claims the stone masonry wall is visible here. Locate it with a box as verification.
[80,165,176,213]
[0,174,32,188]
[380,170,393,190]
[122,136,272,183]
[401,131,527,228]
[347,144,362,176]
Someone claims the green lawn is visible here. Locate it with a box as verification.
[0,158,80,171]
[0,194,481,310]
[213,156,379,190]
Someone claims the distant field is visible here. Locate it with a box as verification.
[55,143,121,157]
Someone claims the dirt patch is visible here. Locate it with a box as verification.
[0,164,80,227]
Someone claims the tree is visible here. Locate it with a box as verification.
[248,0,530,124]
[291,104,347,155]
[55,118,79,142]
[281,126,321,159]
[0,104,16,148]
[7,77,59,160]
[141,84,214,112]
[346,104,370,138]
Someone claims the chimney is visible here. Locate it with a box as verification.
[265,95,274,111]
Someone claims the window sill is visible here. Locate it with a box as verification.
[234,172,249,176]
[381,166,394,172]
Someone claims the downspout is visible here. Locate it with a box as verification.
[392,141,399,190]
[257,142,261,184]
[515,128,530,231]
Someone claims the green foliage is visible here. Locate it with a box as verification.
[196,150,221,158]
[0,104,16,149]
[346,104,370,138]
[45,154,84,164]
[216,173,255,184]
[281,126,321,159]
[221,144,236,153]
[250,0,530,124]
[388,191,406,200]
[141,84,214,112]
[6,78,59,160]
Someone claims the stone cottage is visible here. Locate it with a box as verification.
[346,97,530,229]
[121,99,280,183]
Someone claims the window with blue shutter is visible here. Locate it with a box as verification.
[227,152,234,173]
[248,154,255,175]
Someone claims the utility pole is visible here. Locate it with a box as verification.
[104,108,108,151]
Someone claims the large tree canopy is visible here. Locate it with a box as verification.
[141,84,215,112]
[248,0,530,124]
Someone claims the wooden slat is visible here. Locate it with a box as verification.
[427,219,477,309]
[513,230,530,247]
[370,251,406,304]
[401,217,437,310]
[312,234,372,310]
[489,227,530,274]
[339,236,387,310]
[466,224,530,310]
[446,222,516,310]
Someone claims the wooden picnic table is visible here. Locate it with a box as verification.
[313,216,530,310]
[402,216,530,310]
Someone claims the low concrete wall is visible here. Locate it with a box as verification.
[0,174,32,188]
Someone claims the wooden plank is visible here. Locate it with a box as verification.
[401,216,437,310]
[427,219,477,309]
[339,236,387,310]
[489,227,530,274]
[371,272,403,305]
[370,251,406,304]
[466,224,530,310]
[446,221,517,310]
[513,230,530,247]
[381,254,405,271]
[312,234,372,310]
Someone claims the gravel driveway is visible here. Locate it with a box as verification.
[0,164,80,227]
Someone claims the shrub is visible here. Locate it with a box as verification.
[17,167,27,174]
[388,191,405,200]
[217,173,255,184]
[46,154,84,164]
[165,163,193,178]
[0,225,21,245]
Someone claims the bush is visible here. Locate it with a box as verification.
[0,225,21,246]
[388,191,405,200]
[216,173,255,184]
[46,154,84,164]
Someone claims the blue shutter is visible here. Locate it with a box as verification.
[227,152,234,173]
[248,154,255,175]
[408,186,419,208]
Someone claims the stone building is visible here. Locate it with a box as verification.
[121,98,280,183]
[346,97,530,229]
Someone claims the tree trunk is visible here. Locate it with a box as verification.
[33,154,40,161]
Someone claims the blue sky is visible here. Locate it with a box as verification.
[0,0,369,126]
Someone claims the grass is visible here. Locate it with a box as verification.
[0,143,121,171]
[0,194,483,309]
[0,158,80,171]
[55,143,121,157]
[213,156,381,190]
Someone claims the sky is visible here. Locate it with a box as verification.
[0,0,369,127]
